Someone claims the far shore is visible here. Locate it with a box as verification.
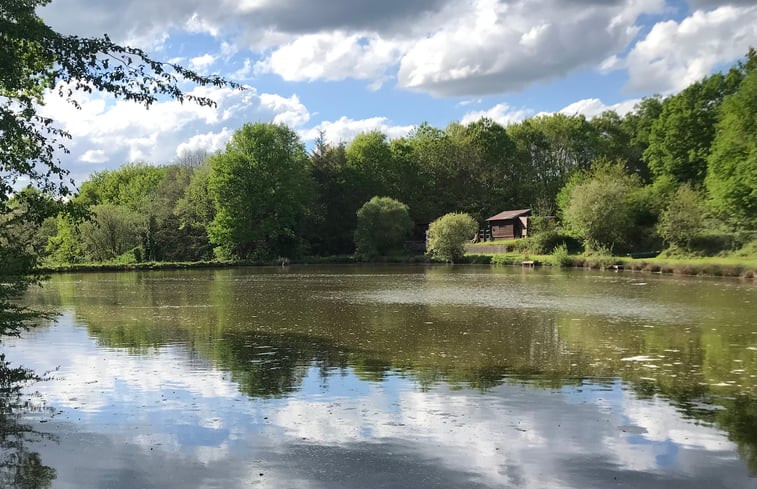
[36,252,757,280]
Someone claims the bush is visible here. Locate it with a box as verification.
[582,245,619,269]
[518,230,583,254]
[427,212,477,262]
[560,160,642,251]
[670,231,757,257]
[552,244,572,267]
[657,185,705,251]
[354,197,413,258]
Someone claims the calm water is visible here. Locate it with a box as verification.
[4,265,756,488]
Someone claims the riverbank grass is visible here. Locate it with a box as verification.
[465,248,756,278]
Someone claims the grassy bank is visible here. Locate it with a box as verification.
[36,254,433,274]
[36,249,756,279]
[465,250,757,279]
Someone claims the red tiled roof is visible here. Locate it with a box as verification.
[485,209,531,221]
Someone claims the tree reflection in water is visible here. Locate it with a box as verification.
[1,356,56,489]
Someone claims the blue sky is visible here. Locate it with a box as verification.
[37,0,757,183]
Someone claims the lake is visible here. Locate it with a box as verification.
[4,265,756,488]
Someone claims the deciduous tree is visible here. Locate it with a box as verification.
[560,161,642,251]
[705,50,757,228]
[353,197,413,258]
[426,213,477,262]
[208,123,311,260]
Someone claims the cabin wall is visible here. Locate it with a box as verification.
[489,217,530,240]
[519,217,529,238]
[490,220,516,239]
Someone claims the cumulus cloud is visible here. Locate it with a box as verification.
[618,5,757,93]
[559,97,641,118]
[460,103,533,126]
[37,84,312,183]
[175,128,234,156]
[254,32,405,82]
[39,0,447,49]
[396,0,666,96]
[259,93,311,127]
[300,116,414,144]
[40,0,669,97]
[189,53,216,72]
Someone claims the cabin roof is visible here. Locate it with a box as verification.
[485,209,531,221]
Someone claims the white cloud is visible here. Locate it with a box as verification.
[259,93,311,127]
[255,32,404,82]
[38,0,751,100]
[175,128,234,157]
[619,5,757,93]
[396,0,665,96]
[456,98,483,107]
[38,83,312,182]
[229,59,254,81]
[189,53,217,72]
[185,12,220,37]
[300,116,414,144]
[79,149,108,164]
[559,98,641,118]
[461,102,533,126]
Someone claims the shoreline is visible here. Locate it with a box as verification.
[36,253,756,279]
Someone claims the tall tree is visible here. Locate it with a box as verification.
[508,113,599,209]
[1,0,236,459]
[705,49,757,228]
[559,160,643,252]
[174,163,215,260]
[620,96,663,182]
[302,135,354,255]
[208,123,311,260]
[644,69,742,185]
[463,118,517,218]
[345,131,396,202]
[353,196,413,258]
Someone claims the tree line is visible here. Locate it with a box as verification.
[31,49,756,264]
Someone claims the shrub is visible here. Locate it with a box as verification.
[519,231,583,254]
[582,245,619,269]
[490,254,517,266]
[552,244,572,267]
[688,231,755,256]
[560,160,642,251]
[427,212,478,262]
[354,197,413,258]
[657,185,705,251]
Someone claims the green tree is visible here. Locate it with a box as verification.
[353,197,413,258]
[208,123,311,260]
[463,118,518,218]
[79,204,142,262]
[657,185,705,251]
[644,68,742,185]
[620,96,663,181]
[44,214,83,264]
[508,113,600,209]
[560,161,642,251]
[173,163,215,260]
[1,0,232,205]
[426,212,477,262]
[77,163,168,210]
[302,134,354,255]
[705,50,757,228]
[1,2,235,471]
[345,131,395,199]
[1,0,235,324]
[75,163,171,261]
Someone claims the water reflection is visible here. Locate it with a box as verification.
[0,366,57,488]
[7,266,757,487]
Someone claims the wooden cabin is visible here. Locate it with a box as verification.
[486,209,531,240]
